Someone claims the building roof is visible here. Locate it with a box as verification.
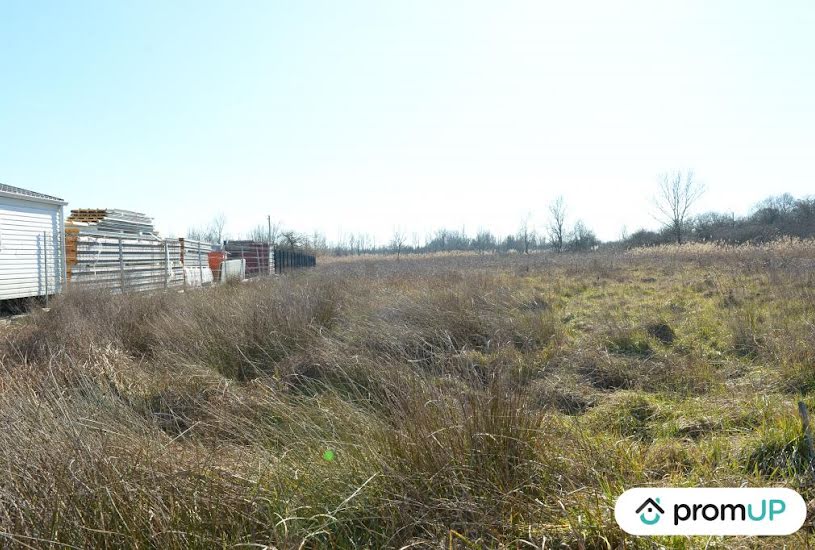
[0,183,66,204]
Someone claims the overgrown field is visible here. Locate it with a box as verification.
[2,242,815,548]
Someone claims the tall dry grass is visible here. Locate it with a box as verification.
[0,244,814,547]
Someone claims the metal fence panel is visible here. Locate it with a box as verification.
[67,234,221,293]
[273,249,316,273]
[223,241,273,278]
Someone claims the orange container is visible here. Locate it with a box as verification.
[208,251,227,281]
[208,251,227,270]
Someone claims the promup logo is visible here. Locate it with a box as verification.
[636,497,664,525]
[615,488,806,536]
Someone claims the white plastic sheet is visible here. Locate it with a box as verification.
[219,259,245,282]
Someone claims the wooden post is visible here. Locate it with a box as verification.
[799,401,815,469]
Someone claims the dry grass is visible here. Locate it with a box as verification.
[1,245,815,547]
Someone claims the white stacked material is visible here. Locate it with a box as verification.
[179,239,213,267]
[69,234,184,293]
[219,259,245,282]
[184,266,214,288]
[66,210,223,294]
[67,209,155,235]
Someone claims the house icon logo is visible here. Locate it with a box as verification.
[636,497,665,525]
[616,487,807,535]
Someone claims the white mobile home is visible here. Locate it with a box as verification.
[0,184,67,301]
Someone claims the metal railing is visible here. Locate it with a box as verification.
[62,235,315,295]
[222,241,274,278]
[274,249,316,273]
[66,234,214,293]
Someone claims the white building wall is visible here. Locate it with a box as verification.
[0,195,65,300]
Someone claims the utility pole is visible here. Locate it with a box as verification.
[267,215,272,244]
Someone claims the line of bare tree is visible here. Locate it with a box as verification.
[185,171,815,256]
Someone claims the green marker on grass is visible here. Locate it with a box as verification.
[323,449,335,462]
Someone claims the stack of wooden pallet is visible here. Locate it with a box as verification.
[67,209,155,235]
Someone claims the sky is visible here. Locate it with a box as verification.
[1,1,814,244]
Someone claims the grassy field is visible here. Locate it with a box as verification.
[2,241,815,548]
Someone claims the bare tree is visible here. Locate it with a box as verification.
[547,196,567,252]
[474,228,496,254]
[280,230,304,251]
[247,219,281,244]
[436,229,449,251]
[518,213,533,255]
[311,231,328,254]
[653,170,705,244]
[210,212,226,244]
[187,212,228,244]
[754,192,796,215]
[390,228,406,260]
[186,226,209,242]
[568,220,599,251]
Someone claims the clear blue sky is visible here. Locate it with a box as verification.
[2,1,813,243]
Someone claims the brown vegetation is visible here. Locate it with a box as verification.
[1,244,815,547]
